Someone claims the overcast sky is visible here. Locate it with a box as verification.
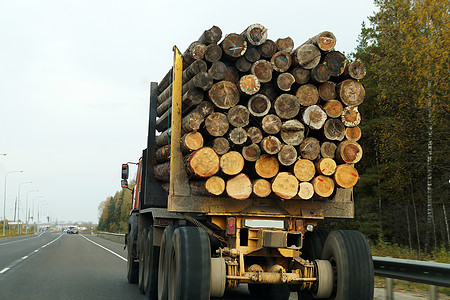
[0,0,377,224]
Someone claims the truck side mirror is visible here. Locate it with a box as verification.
[121,164,129,180]
[121,179,128,188]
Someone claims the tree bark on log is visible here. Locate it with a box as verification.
[228,105,250,127]
[272,172,299,199]
[242,143,261,162]
[278,145,298,166]
[243,24,268,46]
[321,141,337,159]
[157,88,204,117]
[247,127,263,144]
[205,112,229,137]
[336,141,363,164]
[253,179,272,197]
[181,72,214,95]
[208,61,227,80]
[155,131,204,164]
[274,94,301,119]
[154,161,171,181]
[229,127,248,145]
[293,159,316,182]
[295,84,319,106]
[323,118,346,141]
[248,94,271,117]
[280,119,305,146]
[276,37,294,52]
[220,151,245,176]
[316,158,337,176]
[205,176,225,195]
[226,173,253,200]
[290,67,310,85]
[262,114,282,134]
[323,100,343,118]
[244,46,261,63]
[221,33,247,58]
[258,39,277,58]
[336,79,365,106]
[198,25,222,45]
[204,44,222,62]
[323,51,346,76]
[261,136,282,155]
[302,105,327,130]
[185,147,220,178]
[255,154,279,179]
[181,112,204,132]
[155,145,171,164]
[311,64,331,83]
[276,73,295,91]
[318,81,337,101]
[235,56,252,72]
[312,175,335,197]
[334,164,359,188]
[341,106,361,127]
[271,51,291,72]
[299,137,320,160]
[212,137,230,155]
[251,60,273,83]
[238,75,260,95]
[345,126,361,142]
[223,66,240,84]
[292,44,321,69]
[298,182,314,200]
[208,81,240,109]
[303,31,336,52]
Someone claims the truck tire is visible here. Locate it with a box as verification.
[127,213,139,284]
[248,284,290,300]
[139,226,150,294]
[168,226,211,300]
[144,226,159,299]
[157,225,179,300]
[320,230,374,300]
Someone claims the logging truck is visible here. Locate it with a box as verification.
[121,25,373,300]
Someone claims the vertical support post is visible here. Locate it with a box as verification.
[429,285,438,300]
[386,278,394,300]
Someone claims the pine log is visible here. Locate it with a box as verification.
[212,137,230,155]
[261,136,282,155]
[236,56,252,73]
[205,176,226,195]
[226,173,253,200]
[259,82,278,101]
[311,64,331,83]
[221,33,247,58]
[247,127,263,144]
[292,44,321,69]
[238,75,260,95]
[220,151,245,175]
[295,84,319,106]
[291,67,311,85]
[323,51,346,76]
[274,94,301,119]
[336,79,365,106]
[334,164,359,188]
[344,59,366,80]
[205,112,229,137]
[155,145,171,164]
[280,119,305,146]
[243,24,268,46]
[276,73,295,91]
[318,81,337,101]
[181,71,213,94]
[278,145,298,166]
[302,105,327,130]
[242,143,261,162]
[208,61,227,80]
[198,25,222,45]
[312,175,335,198]
[157,88,204,117]
[321,142,337,159]
[272,172,299,199]
[183,60,209,83]
[223,66,240,84]
[253,179,272,197]
[276,37,294,52]
[227,105,250,127]
[316,158,337,176]
[229,127,248,145]
[251,60,273,83]
[341,106,361,127]
[255,154,279,179]
[299,137,320,160]
[181,112,204,132]
[155,131,204,164]
[336,141,363,164]
[192,100,214,118]
[298,182,314,200]
[323,118,346,141]
[248,94,271,117]
[303,31,336,52]
[183,41,207,67]
[323,100,344,118]
[245,46,261,63]
[185,147,220,178]
[293,159,316,182]
[189,181,215,196]
[258,39,277,58]
[154,161,171,181]
[155,128,174,148]
[262,114,282,134]
[158,69,172,93]
[204,44,222,62]
[271,51,291,72]
[208,81,240,109]
[345,126,361,142]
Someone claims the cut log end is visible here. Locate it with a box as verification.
[312,175,335,198]
[299,137,321,160]
[209,81,240,109]
[302,105,327,130]
[255,154,279,179]
[293,159,316,182]
[272,172,299,199]
[334,164,359,188]
[253,179,272,197]
[247,127,263,144]
[248,94,271,117]
[295,84,319,107]
[280,119,305,146]
[262,114,282,135]
[274,94,301,119]
[239,75,261,96]
[242,143,261,162]
[205,112,229,137]
[271,51,291,73]
[316,158,337,176]
[220,151,245,175]
[226,173,253,200]
[187,147,220,178]
[205,176,225,195]
[298,182,314,200]
[212,137,230,155]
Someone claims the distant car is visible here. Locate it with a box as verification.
[67,228,78,234]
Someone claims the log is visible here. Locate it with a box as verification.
[154,161,171,181]
[293,159,316,182]
[205,176,226,195]
[242,143,261,162]
[303,31,336,52]
[341,106,361,127]
[299,137,320,160]
[253,179,272,197]
[204,44,222,62]
[312,175,335,198]
[227,105,250,127]
[155,131,204,163]
[248,94,271,117]
[323,51,346,76]
[183,60,208,83]
[180,71,213,96]
[155,145,171,164]
[334,164,359,188]
[323,118,346,141]
[323,100,344,118]
[271,51,291,72]
[280,119,305,146]
[278,145,298,166]
[181,112,204,132]
[238,75,260,96]
[261,136,282,155]
[336,79,365,106]
[220,151,245,175]
[336,141,363,164]
[344,59,366,80]
[345,126,361,142]
[292,44,321,69]
[272,172,299,199]
[320,142,337,159]
[276,37,294,52]
[244,46,261,63]
[318,81,337,101]
[276,73,295,91]
[311,64,331,83]
[258,39,277,58]
[223,66,240,84]
[259,82,278,101]
[251,60,273,83]
[295,84,319,106]
[290,67,311,85]
[229,127,248,145]
[212,137,230,155]
[302,105,327,130]
[221,33,247,58]
[183,41,207,67]
[156,87,204,117]
[185,147,220,178]
[316,158,337,176]
[247,127,263,144]
[155,128,173,147]
[255,154,279,179]
[226,173,252,200]
[205,112,229,137]
[243,23,268,46]
[198,25,222,45]
[208,61,227,80]
[158,69,172,93]
[192,100,214,118]
[235,56,252,72]
[190,180,216,196]
[262,114,282,134]
[274,94,301,119]
[298,182,314,200]
[208,81,240,109]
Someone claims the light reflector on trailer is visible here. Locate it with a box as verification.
[295,219,305,233]
[227,217,236,235]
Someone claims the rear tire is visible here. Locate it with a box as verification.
[157,225,179,300]
[139,226,150,293]
[127,213,139,284]
[144,226,159,299]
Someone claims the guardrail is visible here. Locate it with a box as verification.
[97,232,125,244]
[373,256,450,300]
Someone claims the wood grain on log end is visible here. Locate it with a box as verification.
[242,143,261,162]
[255,154,279,179]
[248,94,271,117]
[247,127,263,144]
[271,51,291,72]
[228,105,250,128]
[205,112,229,137]
[220,151,245,175]
[221,33,247,58]
[274,94,301,119]
[262,114,282,135]
[272,172,299,199]
[253,179,272,197]
[261,136,282,155]
[278,145,298,166]
[226,173,252,200]
[229,127,248,145]
[316,158,337,176]
[312,175,335,198]
[291,67,311,85]
[239,74,261,95]
[243,24,268,46]
[212,137,230,155]
[298,182,314,200]
[209,81,240,109]
[323,100,344,118]
[323,118,346,141]
[293,159,315,182]
[336,141,363,164]
[295,84,319,106]
[303,105,327,130]
[251,60,273,83]
[205,176,225,195]
[299,137,321,160]
[345,126,361,142]
[341,106,361,127]
[280,119,305,146]
[334,164,359,188]
[187,147,220,178]
[277,73,296,91]
[293,44,321,69]
[258,39,277,58]
[321,141,337,159]
[323,51,347,76]
[318,81,337,101]
[336,79,365,106]
[276,37,294,52]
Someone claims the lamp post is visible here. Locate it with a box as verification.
[17,181,32,234]
[25,190,39,234]
[37,201,47,232]
[3,171,23,237]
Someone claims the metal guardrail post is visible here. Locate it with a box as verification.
[386,278,394,300]
[429,285,438,300]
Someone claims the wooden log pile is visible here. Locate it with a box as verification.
[154,25,365,201]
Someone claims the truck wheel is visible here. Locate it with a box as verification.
[157,225,179,300]
[144,226,159,299]
[127,214,139,284]
[168,227,211,300]
[248,284,290,300]
[139,226,150,294]
[321,230,374,300]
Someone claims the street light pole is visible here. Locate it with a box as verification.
[36,201,47,232]
[3,170,23,237]
[25,190,39,234]
[17,181,32,234]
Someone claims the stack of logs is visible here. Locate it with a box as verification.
[154,24,366,201]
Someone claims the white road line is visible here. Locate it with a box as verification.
[0,233,44,246]
[34,250,39,253]
[21,256,28,260]
[81,235,127,262]
[0,268,9,274]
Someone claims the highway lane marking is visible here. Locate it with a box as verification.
[21,256,28,260]
[81,235,127,262]
[0,268,9,274]
[0,232,44,246]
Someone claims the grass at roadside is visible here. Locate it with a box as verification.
[0,226,36,238]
